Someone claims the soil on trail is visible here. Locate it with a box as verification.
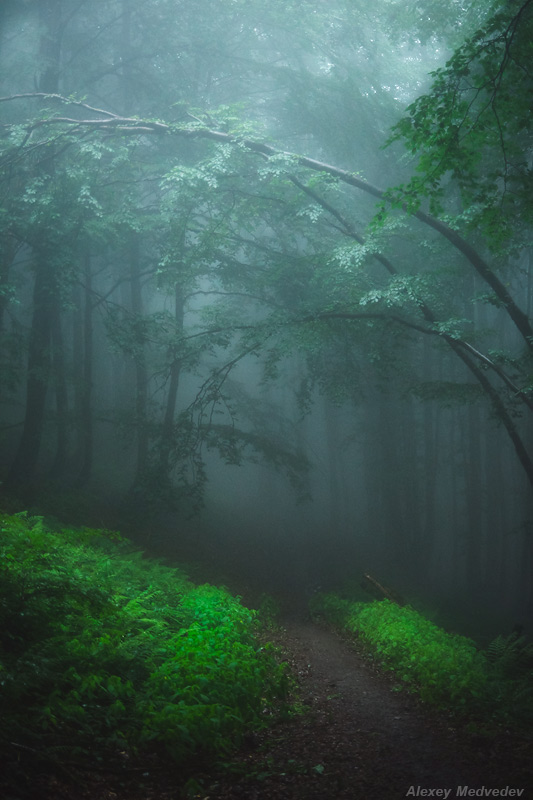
[202,615,532,800]
[34,611,533,800]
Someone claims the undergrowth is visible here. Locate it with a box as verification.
[0,511,289,797]
[310,592,533,728]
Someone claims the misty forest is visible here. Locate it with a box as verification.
[1,1,533,798]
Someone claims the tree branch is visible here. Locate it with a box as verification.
[3,93,528,351]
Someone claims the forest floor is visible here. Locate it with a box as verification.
[39,607,533,800]
[195,614,533,800]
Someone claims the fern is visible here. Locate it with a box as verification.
[0,510,290,798]
[312,590,533,726]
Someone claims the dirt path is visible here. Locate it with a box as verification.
[202,617,532,800]
[37,614,532,800]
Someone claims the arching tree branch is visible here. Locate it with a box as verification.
[2,92,530,350]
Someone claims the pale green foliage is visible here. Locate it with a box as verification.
[1,0,533,510]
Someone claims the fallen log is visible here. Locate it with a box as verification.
[360,572,405,606]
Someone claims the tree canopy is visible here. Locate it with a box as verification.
[0,0,532,619]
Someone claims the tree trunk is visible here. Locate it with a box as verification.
[6,257,53,489]
[421,341,438,574]
[6,0,63,491]
[0,234,19,404]
[129,236,149,486]
[37,0,63,94]
[49,295,68,477]
[77,252,94,485]
[159,283,184,473]
[464,404,485,591]
[0,234,17,334]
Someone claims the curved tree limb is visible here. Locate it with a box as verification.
[2,94,532,485]
[1,92,530,351]
[313,310,533,489]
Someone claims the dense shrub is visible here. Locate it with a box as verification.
[0,511,289,794]
[311,592,533,725]
[348,599,487,706]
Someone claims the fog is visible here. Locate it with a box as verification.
[1,0,532,641]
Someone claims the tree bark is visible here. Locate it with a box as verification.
[77,252,93,485]
[49,294,68,477]
[6,256,53,488]
[129,235,149,487]
[159,283,184,474]
[6,0,63,490]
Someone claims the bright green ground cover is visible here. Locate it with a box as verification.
[310,592,533,726]
[0,511,289,793]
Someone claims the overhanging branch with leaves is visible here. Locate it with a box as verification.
[1,91,531,351]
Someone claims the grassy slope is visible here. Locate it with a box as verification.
[310,591,533,730]
[0,511,289,796]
